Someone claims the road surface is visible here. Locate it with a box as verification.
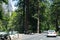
[22,33,60,40]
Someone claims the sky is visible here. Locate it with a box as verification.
[8,0,18,11]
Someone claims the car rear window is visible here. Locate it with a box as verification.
[48,30,55,32]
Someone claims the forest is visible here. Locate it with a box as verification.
[0,0,60,33]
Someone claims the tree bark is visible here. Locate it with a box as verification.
[56,15,59,31]
[37,0,40,33]
[23,0,25,33]
[24,0,30,33]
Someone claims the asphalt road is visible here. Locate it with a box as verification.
[22,33,60,40]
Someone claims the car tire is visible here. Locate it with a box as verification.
[47,36,49,37]
[7,36,11,40]
[54,36,56,37]
[1,38,4,40]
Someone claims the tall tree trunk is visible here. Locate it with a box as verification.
[37,0,40,33]
[23,0,25,33]
[24,0,30,33]
[47,21,49,30]
[56,15,59,32]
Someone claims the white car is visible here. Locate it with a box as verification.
[7,31,20,40]
[47,30,57,37]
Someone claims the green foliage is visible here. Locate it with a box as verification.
[0,0,60,33]
[2,0,8,4]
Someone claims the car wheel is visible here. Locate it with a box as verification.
[54,36,56,37]
[47,36,49,37]
[1,38,4,40]
[7,36,11,40]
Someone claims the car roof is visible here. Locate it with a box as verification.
[48,30,55,31]
[0,32,7,34]
[9,31,18,35]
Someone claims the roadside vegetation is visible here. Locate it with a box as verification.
[0,0,60,34]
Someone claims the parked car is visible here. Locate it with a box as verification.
[47,30,57,37]
[7,31,19,40]
[0,31,8,40]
